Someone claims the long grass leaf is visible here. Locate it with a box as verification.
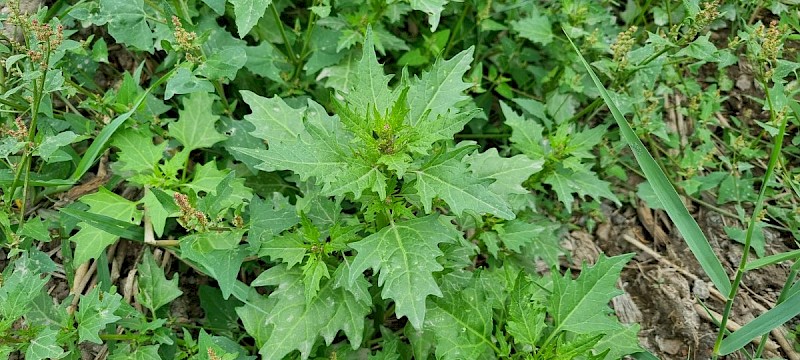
[60,208,144,240]
[69,68,177,182]
[745,249,800,271]
[718,289,800,354]
[564,32,731,295]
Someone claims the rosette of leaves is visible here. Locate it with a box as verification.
[230,27,544,358]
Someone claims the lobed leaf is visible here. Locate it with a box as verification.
[348,214,459,329]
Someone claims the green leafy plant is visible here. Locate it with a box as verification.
[3,0,799,358]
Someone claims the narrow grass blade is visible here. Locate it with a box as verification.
[565,32,731,295]
[718,289,800,354]
[0,170,74,186]
[60,208,144,240]
[69,68,177,182]
[745,249,800,271]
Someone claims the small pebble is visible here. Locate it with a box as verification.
[693,279,710,300]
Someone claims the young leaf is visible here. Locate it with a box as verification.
[466,148,543,197]
[230,0,272,38]
[347,27,394,117]
[180,231,247,299]
[544,166,620,212]
[248,193,300,247]
[70,188,142,265]
[170,92,227,152]
[258,232,307,268]
[409,0,450,31]
[136,251,183,313]
[501,102,546,159]
[423,281,496,359]
[348,214,459,329]
[409,148,514,220]
[27,327,66,360]
[250,264,370,360]
[240,90,305,144]
[511,8,553,46]
[76,285,123,344]
[507,276,546,347]
[98,0,153,51]
[111,128,165,174]
[495,219,550,253]
[550,253,634,335]
[406,47,474,127]
[0,257,49,328]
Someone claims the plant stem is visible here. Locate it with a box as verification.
[271,4,298,66]
[712,80,789,356]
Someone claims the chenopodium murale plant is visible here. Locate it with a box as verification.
[232,28,543,359]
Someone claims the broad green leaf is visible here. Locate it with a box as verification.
[71,188,142,265]
[197,46,247,80]
[544,167,620,212]
[142,189,170,238]
[248,193,299,246]
[170,92,227,151]
[164,67,214,100]
[567,34,732,295]
[235,100,383,200]
[99,0,153,51]
[501,102,545,159]
[203,0,226,14]
[18,217,51,242]
[76,285,122,344]
[407,47,474,127]
[26,327,66,360]
[235,295,273,348]
[0,258,49,327]
[550,254,633,334]
[593,323,643,359]
[180,230,247,299]
[410,150,514,220]
[507,276,546,347]
[409,0,449,31]
[235,100,346,180]
[35,131,78,162]
[245,42,286,83]
[111,128,165,174]
[495,219,549,253]
[348,214,459,329]
[258,232,307,268]
[198,329,250,360]
[79,188,141,224]
[230,0,272,37]
[466,148,543,197]
[424,281,495,360]
[199,286,243,338]
[323,159,388,200]
[511,9,553,46]
[69,226,119,264]
[183,161,252,205]
[108,344,161,360]
[137,251,183,312]
[240,90,305,144]
[251,264,370,360]
[320,52,357,93]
